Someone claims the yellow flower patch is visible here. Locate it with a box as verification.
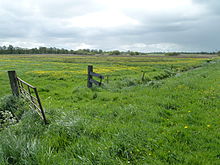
[93,66,138,73]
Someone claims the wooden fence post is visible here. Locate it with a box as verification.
[8,71,19,96]
[106,75,109,84]
[34,87,48,124]
[142,72,146,81]
[88,65,93,88]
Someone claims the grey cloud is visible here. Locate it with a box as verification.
[32,0,102,18]
[192,0,220,14]
[0,0,219,52]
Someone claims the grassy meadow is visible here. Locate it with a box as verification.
[0,54,220,164]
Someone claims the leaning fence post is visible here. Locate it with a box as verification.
[8,71,19,96]
[34,87,47,124]
[88,65,93,88]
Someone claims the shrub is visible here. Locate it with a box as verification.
[110,50,121,55]
[165,52,180,56]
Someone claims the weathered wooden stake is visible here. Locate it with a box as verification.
[34,87,48,124]
[106,75,109,84]
[142,72,146,81]
[88,65,93,88]
[8,71,19,96]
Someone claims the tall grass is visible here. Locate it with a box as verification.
[0,55,219,164]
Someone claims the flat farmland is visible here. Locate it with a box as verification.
[0,54,214,105]
[0,54,220,164]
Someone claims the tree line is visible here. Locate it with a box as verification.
[0,45,144,55]
[0,45,218,56]
[0,45,101,55]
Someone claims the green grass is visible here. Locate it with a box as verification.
[0,54,219,164]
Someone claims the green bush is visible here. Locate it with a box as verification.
[165,52,180,56]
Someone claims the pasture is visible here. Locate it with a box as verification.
[0,54,220,164]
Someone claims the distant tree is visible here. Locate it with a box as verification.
[39,47,47,54]
[110,50,120,55]
[8,45,14,54]
[98,49,103,54]
[165,52,180,56]
[129,51,140,56]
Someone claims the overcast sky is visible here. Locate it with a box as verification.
[0,0,219,52]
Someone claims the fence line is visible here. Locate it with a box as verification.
[87,65,104,88]
[8,71,47,124]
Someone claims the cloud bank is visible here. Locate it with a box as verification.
[0,0,219,52]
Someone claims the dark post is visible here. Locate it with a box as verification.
[34,87,47,124]
[88,65,93,88]
[142,72,146,81]
[8,71,19,96]
[106,75,109,84]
